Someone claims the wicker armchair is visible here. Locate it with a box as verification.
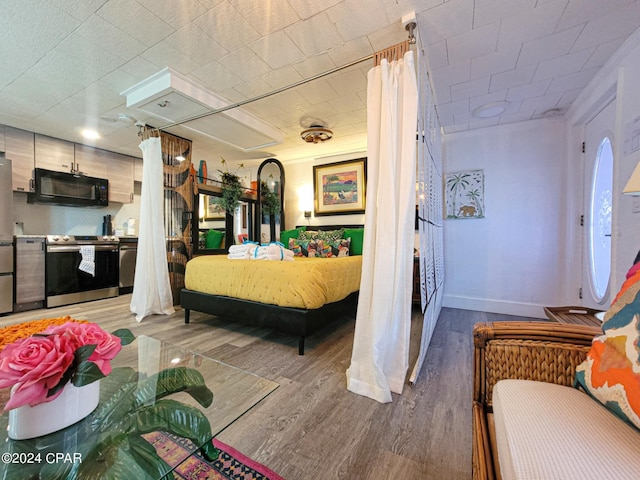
[471,321,602,480]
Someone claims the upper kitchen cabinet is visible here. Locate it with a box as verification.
[75,145,134,203]
[34,134,76,173]
[5,126,35,193]
[106,151,135,204]
[134,157,143,183]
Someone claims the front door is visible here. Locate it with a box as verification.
[581,100,615,309]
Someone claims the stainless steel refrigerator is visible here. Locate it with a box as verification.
[0,154,14,314]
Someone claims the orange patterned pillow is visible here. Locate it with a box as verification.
[575,269,640,430]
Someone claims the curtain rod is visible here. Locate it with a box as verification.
[158,52,375,130]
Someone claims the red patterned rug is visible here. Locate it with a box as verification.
[143,431,284,480]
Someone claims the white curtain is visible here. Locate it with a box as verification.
[130,137,175,322]
[346,51,418,403]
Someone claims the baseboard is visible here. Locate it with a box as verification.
[442,294,547,319]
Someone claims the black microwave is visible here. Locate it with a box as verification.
[28,168,109,207]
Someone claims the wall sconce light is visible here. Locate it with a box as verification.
[623,161,640,195]
[304,211,311,218]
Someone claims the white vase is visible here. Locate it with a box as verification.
[8,380,101,440]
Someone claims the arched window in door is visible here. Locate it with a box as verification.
[589,136,613,302]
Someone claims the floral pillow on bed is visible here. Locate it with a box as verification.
[298,228,345,243]
[574,263,640,431]
[288,238,350,257]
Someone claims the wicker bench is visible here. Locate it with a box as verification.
[472,321,602,479]
[543,305,603,327]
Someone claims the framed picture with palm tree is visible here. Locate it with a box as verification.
[445,169,485,219]
[313,158,367,216]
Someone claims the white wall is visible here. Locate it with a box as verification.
[567,28,640,305]
[442,118,568,318]
[283,151,367,231]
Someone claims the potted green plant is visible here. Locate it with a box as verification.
[260,180,280,216]
[219,158,245,214]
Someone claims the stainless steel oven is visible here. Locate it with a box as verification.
[45,235,119,308]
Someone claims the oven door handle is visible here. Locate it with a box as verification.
[47,245,119,253]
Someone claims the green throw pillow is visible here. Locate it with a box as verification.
[344,228,364,255]
[280,227,306,247]
[205,229,224,249]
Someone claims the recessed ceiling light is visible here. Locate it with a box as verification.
[81,129,100,140]
[473,101,511,119]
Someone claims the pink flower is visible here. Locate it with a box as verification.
[44,322,122,376]
[0,335,75,410]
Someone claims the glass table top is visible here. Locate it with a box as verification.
[0,335,278,479]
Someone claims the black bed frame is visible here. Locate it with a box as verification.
[180,225,363,355]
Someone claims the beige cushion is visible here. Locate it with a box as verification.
[493,379,640,480]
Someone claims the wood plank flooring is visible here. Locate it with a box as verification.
[0,296,540,479]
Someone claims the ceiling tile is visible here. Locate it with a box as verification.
[74,14,147,62]
[470,48,520,79]
[250,31,305,70]
[516,24,585,67]
[469,90,508,111]
[96,0,175,46]
[328,92,366,114]
[191,61,242,93]
[572,1,640,51]
[424,40,449,70]
[582,37,626,69]
[326,69,368,97]
[506,79,552,101]
[545,66,602,94]
[419,0,474,45]
[141,41,203,74]
[296,79,340,105]
[473,0,537,28]
[48,0,107,21]
[489,64,536,92]
[435,99,471,125]
[520,92,563,114]
[218,46,272,80]
[447,22,500,65]
[327,37,375,67]
[556,0,637,31]
[285,13,344,57]
[326,0,390,43]
[229,0,300,36]
[430,62,472,93]
[291,53,337,78]
[531,48,593,81]
[496,0,567,50]
[164,25,228,65]
[451,77,491,102]
[260,66,305,90]
[287,0,343,20]
[136,0,208,29]
[194,1,261,52]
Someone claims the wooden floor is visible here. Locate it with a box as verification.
[0,296,539,479]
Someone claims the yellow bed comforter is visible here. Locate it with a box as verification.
[184,255,362,310]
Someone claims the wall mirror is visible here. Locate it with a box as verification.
[192,186,256,255]
[256,158,285,243]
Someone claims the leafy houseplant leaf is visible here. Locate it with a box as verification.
[131,399,219,461]
[72,360,106,387]
[133,367,214,408]
[112,328,135,346]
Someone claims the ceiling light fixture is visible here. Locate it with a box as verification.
[300,125,333,144]
[473,101,511,119]
[81,129,100,140]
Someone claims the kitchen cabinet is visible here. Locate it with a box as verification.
[106,151,135,204]
[134,156,143,182]
[5,126,35,192]
[75,145,134,203]
[34,134,75,173]
[73,144,109,179]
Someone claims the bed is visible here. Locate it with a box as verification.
[180,225,364,354]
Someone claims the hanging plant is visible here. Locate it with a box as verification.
[261,180,280,216]
[218,158,244,214]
